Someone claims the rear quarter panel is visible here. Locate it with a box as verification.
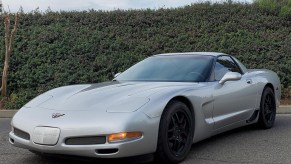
[249,69,281,108]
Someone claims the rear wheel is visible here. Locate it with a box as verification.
[257,87,276,129]
[155,101,194,163]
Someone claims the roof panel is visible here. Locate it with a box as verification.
[155,52,226,57]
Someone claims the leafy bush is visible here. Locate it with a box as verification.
[256,0,279,12]
[280,5,291,16]
[255,0,291,16]
[0,3,290,108]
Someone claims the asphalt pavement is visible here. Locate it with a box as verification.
[1,115,291,164]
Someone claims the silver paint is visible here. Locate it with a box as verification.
[9,52,281,158]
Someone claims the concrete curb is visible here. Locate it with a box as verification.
[0,110,18,118]
[0,106,291,118]
[277,106,291,114]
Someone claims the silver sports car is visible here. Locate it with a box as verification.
[9,52,281,163]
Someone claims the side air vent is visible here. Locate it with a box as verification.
[65,136,106,145]
[246,109,259,123]
[14,128,30,140]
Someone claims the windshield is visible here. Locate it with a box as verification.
[116,55,214,82]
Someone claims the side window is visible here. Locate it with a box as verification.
[214,56,242,81]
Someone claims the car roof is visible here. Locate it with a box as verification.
[154,52,227,57]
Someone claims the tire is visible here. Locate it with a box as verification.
[257,87,276,129]
[155,101,194,164]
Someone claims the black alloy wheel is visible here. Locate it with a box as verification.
[258,87,276,129]
[155,101,194,163]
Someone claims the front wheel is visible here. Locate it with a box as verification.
[155,101,194,163]
[257,87,276,129]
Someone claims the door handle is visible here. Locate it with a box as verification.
[246,79,252,84]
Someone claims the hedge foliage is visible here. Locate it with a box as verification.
[255,0,291,16]
[0,2,290,108]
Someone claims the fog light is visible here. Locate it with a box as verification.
[108,131,142,143]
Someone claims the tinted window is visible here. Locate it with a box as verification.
[214,56,242,80]
[116,55,214,82]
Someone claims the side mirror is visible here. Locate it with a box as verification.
[219,72,241,85]
[114,72,121,78]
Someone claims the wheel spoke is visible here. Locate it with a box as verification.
[265,96,269,104]
[264,110,268,116]
[169,142,174,149]
[176,141,182,152]
[178,115,185,124]
[168,135,176,141]
[180,129,188,137]
[264,104,268,111]
[173,139,178,151]
[171,117,177,127]
[168,127,175,133]
[181,119,187,129]
[265,108,272,117]
[174,113,179,122]
[268,114,273,122]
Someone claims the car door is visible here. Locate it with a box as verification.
[212,55,257,130]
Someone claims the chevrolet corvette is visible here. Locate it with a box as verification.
[9,52,281,163]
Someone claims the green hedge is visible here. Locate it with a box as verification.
[0,3,290,108]
[255,0,291,16]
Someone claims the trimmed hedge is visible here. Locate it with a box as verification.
[255,0,291,16]
[0,2,290,108]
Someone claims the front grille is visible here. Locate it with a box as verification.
[65,136,106,145]
[14,128,30,140]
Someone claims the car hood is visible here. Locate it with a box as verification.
[29,81,198,112]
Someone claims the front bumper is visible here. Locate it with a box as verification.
[9,130,150,158]
[9,109,160,158]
